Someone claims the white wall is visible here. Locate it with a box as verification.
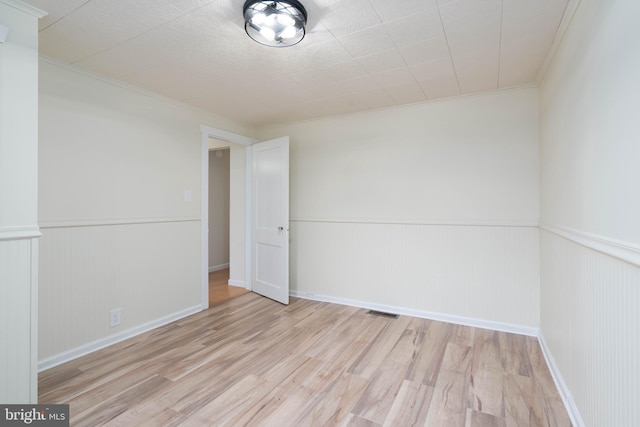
[540,1,640,247]
[258,87,541,329]
[208,149,230,270]
[208,138,247,287]
[0,0,44,403]
[38,59,254,367]
[0,2,39,229]
[539,0,640,425]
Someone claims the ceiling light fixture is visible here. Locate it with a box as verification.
[243,0,307,47]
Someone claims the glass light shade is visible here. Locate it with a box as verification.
[243,0,307,47]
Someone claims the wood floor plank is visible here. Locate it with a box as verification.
[302,310,375,360]
[468,329,505,418]
[166,346,269,416]
[347,315,411,378]
[526,339,572,427]
[301,316,388,392]
[406,316,433,333]
[209,268,249,306]
[259,353,320,391]
[382,379,433,427]
[499,332,533,377]
[39,333,181,403]
[73,375,171,426]
[37,365,83,395]
[294,301,357,330]
[103,402,186,427]
[179,374,271,426]
[424,342,474,427]
[341,414,381,427]
[405,320,452,386]
[223,381,319,427]
[352,328,419,424]
[39,295,572,427]
[450,323,477,347]
[465,408,507,427]
[295,372,369,426]
[62,360,172,422]
[503,373,538,427]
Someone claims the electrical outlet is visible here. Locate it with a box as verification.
[109,308,122,327]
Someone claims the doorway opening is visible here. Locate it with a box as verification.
[207,143,249,306]
[200,125,256,310]
[199,125,290,309]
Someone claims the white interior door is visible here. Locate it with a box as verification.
[252,136,289,304]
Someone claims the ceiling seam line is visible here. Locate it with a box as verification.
[435,0,462,95]
[38,0,94,32]
[371,4,429,102]
[384,16,428,101]
[68,3,205,66]
[535,0,582,84]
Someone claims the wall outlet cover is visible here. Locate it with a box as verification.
[0,25,9,43]
[109,308,122,327]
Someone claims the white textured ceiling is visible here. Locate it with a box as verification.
[28,0,569,126]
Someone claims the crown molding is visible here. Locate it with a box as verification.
[1,0,47,18]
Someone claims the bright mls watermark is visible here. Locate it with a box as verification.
[0,405,68,426]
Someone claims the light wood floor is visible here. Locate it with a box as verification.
[209,268,249,307]
[39,293,571,426]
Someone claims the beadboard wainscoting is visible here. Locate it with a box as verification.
[38,219,202,370]
[290,220,540,330]
[0,235,39,402]
[540,228,640,427]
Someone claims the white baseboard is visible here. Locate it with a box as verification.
[538,332,585,427]
[208,263,229,273]
[289,290,539,337]
[38,304,203,372]
[228,279,246,288]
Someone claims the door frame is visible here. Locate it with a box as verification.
[200,125,256,310]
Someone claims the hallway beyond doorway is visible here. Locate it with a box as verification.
[209,268,249,306]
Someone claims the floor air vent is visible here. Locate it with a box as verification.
[366,310,399,319]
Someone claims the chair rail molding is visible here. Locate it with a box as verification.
[0,225,41,241]
[540,223,640,268]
